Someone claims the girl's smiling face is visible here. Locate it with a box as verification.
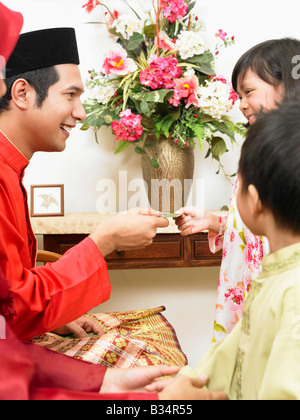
[237,69,284,125]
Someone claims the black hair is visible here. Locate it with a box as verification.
[232,38,300,101]
[238,100,300,233]
[0,66,59,113]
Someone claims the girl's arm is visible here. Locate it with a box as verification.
[175,208,227,253]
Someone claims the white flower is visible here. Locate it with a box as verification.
[175,30,208,60]
[112,15,143,40]
[92,76,119,105]
[198,80,233,120]
[184,66,195,78]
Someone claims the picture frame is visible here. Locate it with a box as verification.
[30,184,64,217]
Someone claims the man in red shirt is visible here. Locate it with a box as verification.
[0,24,170,341]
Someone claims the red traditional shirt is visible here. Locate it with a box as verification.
[0,263,157,400]
[0,130,111,340]
[0,324,157,400]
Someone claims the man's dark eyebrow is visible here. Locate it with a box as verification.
[66,85,85,94]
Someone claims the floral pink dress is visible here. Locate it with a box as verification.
[208,176,269,343]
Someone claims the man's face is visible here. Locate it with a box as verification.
[26,63,86,154]
[0,78,6,98]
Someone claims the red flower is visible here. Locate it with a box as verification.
[82,0,101,13]
[112,109,143,142]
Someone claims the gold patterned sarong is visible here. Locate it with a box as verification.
[32,306,187,368]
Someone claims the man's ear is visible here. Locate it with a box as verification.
[248,184,264,216]
[10,78,34,110]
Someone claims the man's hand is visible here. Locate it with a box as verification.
[90,208,169,257]
[100,366,180,394]
[175,207,220,236]
[52,316,104,338]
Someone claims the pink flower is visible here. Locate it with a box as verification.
[224,287,244,312]
[169,75,200,108]
[168,88,186,107]
[140,55,182,90]
[215,29,227,41]
[102,48,135,76]
[156,31,175,52]
[82,0,101,13]
[161,0,188,23]
[112,109,143,142]
[244,232,264,271]
[229,87,239,106]
[104,10,120,37]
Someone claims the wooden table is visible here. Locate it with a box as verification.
[31,213,224,270]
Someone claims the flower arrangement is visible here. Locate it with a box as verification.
[81,0,246,175]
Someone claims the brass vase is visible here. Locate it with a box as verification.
[141,135,194,213]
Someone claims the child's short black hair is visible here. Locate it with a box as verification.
[238,100,300,234]
[232,38,300,101]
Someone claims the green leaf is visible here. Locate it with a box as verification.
[80,123,90,131]
[143,24,156,38]
[187,0,197,13]
[109,27,123,40]
[127,32,144,50]
[204,148,211,159]
[187,50,215,75]
[144,142,157,148]
[135,146,147,155]
[104,115,113,124]
[212,121,235,141]
[140,100,149,114]
[161,114,176,138]
[114,140,130,154]
[143,89,174,103]
[150,158,159,169]
[211,136,228,158]
[187,122,204,150]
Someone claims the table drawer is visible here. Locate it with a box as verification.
[192,238,223,260]
[42,232,221,269]
[106,236,184,261]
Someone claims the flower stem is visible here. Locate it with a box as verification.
[154,0,162,55]
[122,0,141,20]
[100,2,114,19]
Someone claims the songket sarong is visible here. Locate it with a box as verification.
[32,306,187,368]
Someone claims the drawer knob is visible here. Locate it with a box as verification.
[116,249,125,257]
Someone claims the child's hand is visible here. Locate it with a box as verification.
[148,374,228,400]
[175,207,218,236]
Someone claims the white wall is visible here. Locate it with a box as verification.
[4,0,300,365]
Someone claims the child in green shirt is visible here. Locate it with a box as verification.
[148,99,300,400]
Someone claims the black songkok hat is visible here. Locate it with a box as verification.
[6,27,80,78]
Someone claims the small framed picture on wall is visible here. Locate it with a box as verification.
[30,184,64,217]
